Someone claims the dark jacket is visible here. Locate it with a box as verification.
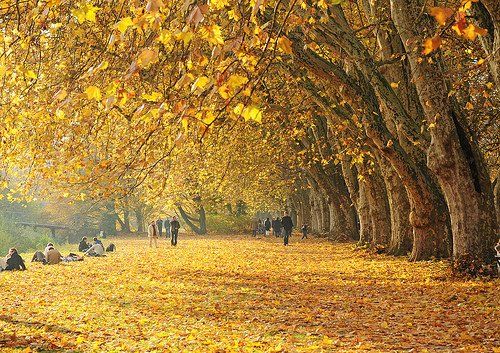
[171,220,180,230]
[264,219,271,231]
[156,220,163,230]
[79,240,90,252]
[5,253,26,271]
[272,219,282,230]
[281,216,293,230]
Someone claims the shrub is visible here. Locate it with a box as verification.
[0,216,57,255]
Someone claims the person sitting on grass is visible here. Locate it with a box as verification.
[46,246,63,265]
[4,248,26,271]
[44,243,54,258]
[78,236,91,252]
[31,251,46,264]
[85,237,105,257]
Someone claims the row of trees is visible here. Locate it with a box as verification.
[0,0,497,272]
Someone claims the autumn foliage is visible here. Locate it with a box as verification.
[1,237,499,352]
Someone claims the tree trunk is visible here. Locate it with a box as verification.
[365,169,391,247]
[134,207,144,233]
[178,204,207,235]
[376,154,413,255]
[391,0,498,264]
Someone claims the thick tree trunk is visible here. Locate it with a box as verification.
[479,0,500,84]
[365,169,391,247]
[377,154,413,255]
[178,204,207,235]
[134,207,144,233]
[391,0,498,264]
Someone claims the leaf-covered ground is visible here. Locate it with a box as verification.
[0,236,498,352]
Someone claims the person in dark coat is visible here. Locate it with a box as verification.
[4,248,26,271]
[79,236,91,252]
[264,218,271,236]
[156,219,164,237]
[170,216,180,246]
[273,218,282,237]
[164,218,171,238]
[281,212,294,246]
[301,224,308,239]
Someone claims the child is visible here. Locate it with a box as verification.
[301,224,308,239]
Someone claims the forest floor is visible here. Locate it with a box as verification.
[0,235,498,353]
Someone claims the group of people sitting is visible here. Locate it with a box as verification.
[0,236,115,271]
[78,236,115,256]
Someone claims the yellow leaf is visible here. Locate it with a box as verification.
[115,17,134,34]
[465,101,474,110]
[181,117,189,133]
[390,82,399,89]
[430,7,454,26]
[175,29,194,45]
[277,36,293,55]
[191,76,211,92]
[422,36,442,55]
[381,321,389,328]
[85,86,101,100]
[141,91,163,102]
[462,24,488,41]
[199,25,224,45]
[25,70,37,80]
[137,48,159,68]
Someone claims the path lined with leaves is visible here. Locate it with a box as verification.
[1,236,498,352]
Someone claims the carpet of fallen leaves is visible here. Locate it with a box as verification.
[0,235,499,352]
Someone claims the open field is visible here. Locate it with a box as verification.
[1,235,498,352]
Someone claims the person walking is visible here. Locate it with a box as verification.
[264,217,271,236]
[281,212,294,246]
[251,218,259,237]
[301,224,308,239]
[148,220,159,248]
[156,218,164,238]
[164,217,171,238]
[170,216,180,246]
[273,218,282,237]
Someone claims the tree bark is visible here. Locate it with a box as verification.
[391,0,498,264]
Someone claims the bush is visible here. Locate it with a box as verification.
[205,214,252,235]
[0,216,56,255]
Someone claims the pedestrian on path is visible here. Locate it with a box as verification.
[164,218,171,238]
[170,216,180,246]
[156,218,164,237]
[281,212,293,246]
[264,217,271,236]
[301,224,308,239]
[148,220,159,248]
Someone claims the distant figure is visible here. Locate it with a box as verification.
[264,218,271,236]
[257,219,264,235]
[164,218,171,238]
[85,237,105,256]
[44,243,54,258]
[156,218,164,237]
[272,218,282,238]
[170,216,180,246]
[4,248,26,271]
[301,224,308,239]
[46,247,62,265]
[79,236,91,252]
[281,212,294,246]
[106,244,116,252]
[495,239,500,274]
[31,251,46,264]
[148,220,159,248]
[251,218,259,237]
